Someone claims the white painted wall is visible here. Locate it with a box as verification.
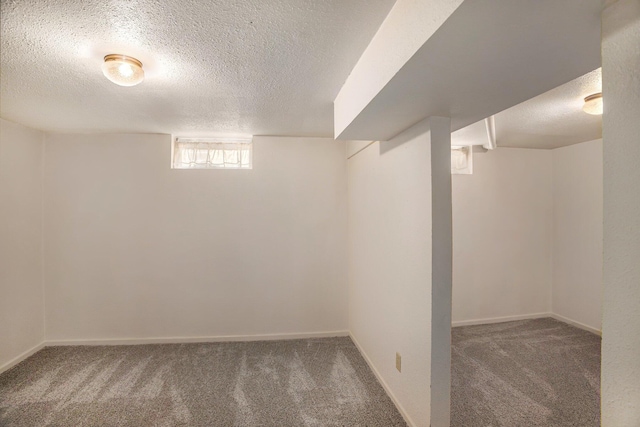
[451,148,554,325]
[346,140,373,159]
[0,119,45,371]
[552,139,603,332]
[42,134,348,342]
[601,0,640,424]
[348,118,452,427]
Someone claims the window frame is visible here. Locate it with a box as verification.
[171,137,253,170]
[451,145,473,175]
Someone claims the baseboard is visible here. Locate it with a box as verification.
[452,312,551,327]
[349,333,417,427]
[45,330,350,346]
[0,342,45,375]
[549,313,601,336]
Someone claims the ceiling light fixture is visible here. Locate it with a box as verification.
[102,54,144,87]
[582,92,603,115]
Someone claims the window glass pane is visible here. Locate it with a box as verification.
[451,146,473,175]
[172,138,252,169]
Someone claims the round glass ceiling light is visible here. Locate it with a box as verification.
[583,92,603,115]
[102,54,144,87]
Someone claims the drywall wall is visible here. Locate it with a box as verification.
[451,148,553,325]
[0,119,44,371]
[552,139,603,332]
[346,140,374,159]
[601,0,640,424]
[42,134,348,342]
[348,118,452,427]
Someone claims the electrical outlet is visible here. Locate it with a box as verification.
[396,352,401,372]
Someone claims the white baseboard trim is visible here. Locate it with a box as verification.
[0,342,45,374]
[549,313,601,336]
[349,333,417,427]
[45,330,350,346]
[451,312,602,336]
[452,312,551,327]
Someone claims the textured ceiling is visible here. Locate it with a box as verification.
[334,0,603,141]
[452,68,603,149]
[0,0,394,136]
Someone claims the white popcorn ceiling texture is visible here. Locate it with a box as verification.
[0,0,394,136]
[452,68,603,149]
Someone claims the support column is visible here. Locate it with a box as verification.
[347,116,452,427]
[601,0,640,425]
[430,117,453,427]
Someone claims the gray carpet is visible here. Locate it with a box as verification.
[0,337,406,427]
[452,317,601,427]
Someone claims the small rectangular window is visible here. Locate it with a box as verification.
[172,137,252,169]
[451,145,473,175]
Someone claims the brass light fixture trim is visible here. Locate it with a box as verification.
[102,54,145,87]
[582,92,603,115]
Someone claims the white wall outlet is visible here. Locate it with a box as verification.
[396,352,402,372]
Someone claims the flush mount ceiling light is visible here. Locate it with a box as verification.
[102,54,144,87]
[582,92,603,115]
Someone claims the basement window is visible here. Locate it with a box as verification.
[172,137,252,169]
[451,146,472,175]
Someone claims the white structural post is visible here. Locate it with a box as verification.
[601,1,640,425]
[430,116,453,427]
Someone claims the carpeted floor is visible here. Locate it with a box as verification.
[452,317,601,427]
[1,318,602,427]
[0,337,406,427]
